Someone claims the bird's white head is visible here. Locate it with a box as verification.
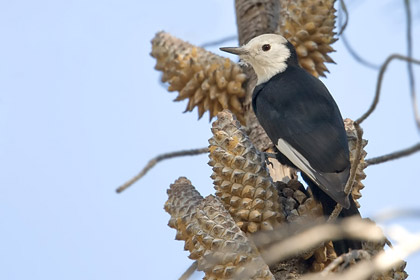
[220,34,296,85]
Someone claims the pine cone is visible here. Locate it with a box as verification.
[165,177,274,280]
[275,180,323,224]
[279,0,336,77]
[164,177,203,242]
[151,32,247,123]
[344,118,368,208]
[208,110,285,233]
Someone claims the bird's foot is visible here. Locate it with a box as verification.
[261,152,276,168]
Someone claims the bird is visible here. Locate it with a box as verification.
[220,34,361,255]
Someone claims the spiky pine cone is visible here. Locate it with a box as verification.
[275,180,323,224]
[165,177,274,280]
[274,179,335,271]
[307,241,337,272]
[164,177,203,243]
[344,118,367,208]
[208,110,285,233]
[151,32,247,123]
[198,196,274,280]
[279,0,336,77]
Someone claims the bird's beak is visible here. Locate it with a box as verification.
[219,47,249,56]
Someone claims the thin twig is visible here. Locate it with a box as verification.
[200,35,237,48]
[336,0,380,69]
[322,250,371,274]
[341,34,381,70]
[116,147,208,193]
[179,261,198,280]
[301,226,419,280]
[356,54,420,125]
[373,208,420,223]
[404,0,420,133]
[356,54,420,168]
[260,217,384,265]
[337,0,349,35]
[327,203,343,222]
[337,2,380,70]
[366,142,420,166]
[327,123,363,222]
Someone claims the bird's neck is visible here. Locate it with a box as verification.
[254,62,287,86]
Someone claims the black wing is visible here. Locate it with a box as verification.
[252,66,350,207]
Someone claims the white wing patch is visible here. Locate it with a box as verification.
[276,138,319,184]
[277,138,350,208]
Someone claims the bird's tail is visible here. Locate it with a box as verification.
[302,174,362,256]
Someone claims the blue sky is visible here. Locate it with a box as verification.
[0,0,419,279]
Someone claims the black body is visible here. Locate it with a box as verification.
[252,45,361,254]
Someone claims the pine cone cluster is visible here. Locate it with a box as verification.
[151,32,247,123]
[208,110,334,271]
[279,0,336,77]
[163,110,407,279]
[151,0,412,278]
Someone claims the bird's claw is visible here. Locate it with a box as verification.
[261,152,276,168]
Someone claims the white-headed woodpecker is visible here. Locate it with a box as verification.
[221,34,361,254]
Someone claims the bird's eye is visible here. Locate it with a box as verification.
[262,44,271,51]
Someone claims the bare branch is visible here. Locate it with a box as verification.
[337,0,379,69]
[301,224,419,280]
[322,250,371,274]
[356,54,420,125]
[355,54,420,168]
[178,261,197,280]
[340,34,381,70]
[259,217,384,265]
[116,147,208,193]
[337,0,349,35]
[365,142,420,166]
[327,204,343,223]
[373,208,420,223]
[327,123,363,222]
[404,0,420,133]
[200,35,237,48]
